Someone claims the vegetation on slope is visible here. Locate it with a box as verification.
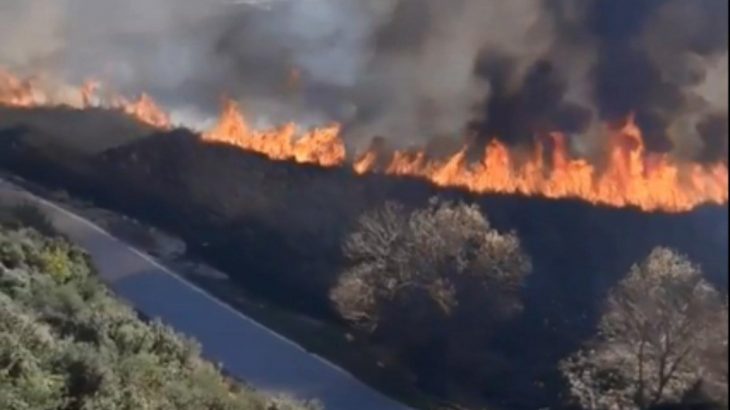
[0,210,319,410]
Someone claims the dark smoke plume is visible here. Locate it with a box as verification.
[0,0,727,160]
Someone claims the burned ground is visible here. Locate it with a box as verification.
[0,108,727,409]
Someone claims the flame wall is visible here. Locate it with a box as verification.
[0,0,726,163]
[0,1,728,212]
[1,68,728,212]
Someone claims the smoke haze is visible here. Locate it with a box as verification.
[0,0,727,159]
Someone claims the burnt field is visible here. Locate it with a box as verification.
[0,109,727,409]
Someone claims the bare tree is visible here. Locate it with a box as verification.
[331,198,531,332]
[560,247,728,410]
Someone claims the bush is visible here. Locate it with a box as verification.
[0,225,319,410]
[0,239,25,269]
[1,203,57,236]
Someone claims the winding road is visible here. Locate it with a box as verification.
[0,177,410,410]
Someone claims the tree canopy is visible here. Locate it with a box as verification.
[331,198,531,332]
[560,247,728,410]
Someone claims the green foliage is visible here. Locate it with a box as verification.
[0,225,319,410]
[38,246,74,283]
[0,226,90,285]
[0,239,25,270]
[0,203,57,236]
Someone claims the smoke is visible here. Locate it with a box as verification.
[0,0,727,160]
[586,0,729,159]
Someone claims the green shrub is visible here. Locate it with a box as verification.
[0,225,318,410]
[0,239,26,269]
[1,204,57,237]
[38,246,75,283]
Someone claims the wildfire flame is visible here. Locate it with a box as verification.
[0,68,171,129]
[1,67,727,212]
[353,116,728,212]
[202,100,727,212]
[112,93,171,130]
[202,99,345,167]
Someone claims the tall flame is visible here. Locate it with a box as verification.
[354,116,728,212]
[1,67,727,213]
[202,100,727,212]
[0,69,38,107]
[202,99,345,167]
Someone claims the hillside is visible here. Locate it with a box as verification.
[98,130,730,407]
[0,108,727,409]
[0,211,320,410]
[0,107,154,154]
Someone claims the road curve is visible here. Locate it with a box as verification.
[0,178,411,410]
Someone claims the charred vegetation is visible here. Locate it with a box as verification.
[0,109,726,409]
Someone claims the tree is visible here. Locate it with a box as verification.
[560,247,728,410]
[331,198,531,332]
[693,297,728,408]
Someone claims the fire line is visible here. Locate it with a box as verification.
[2,69,727,213]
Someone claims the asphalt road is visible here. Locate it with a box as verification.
[0,178,411,410]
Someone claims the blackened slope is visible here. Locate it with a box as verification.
[0,106,155,154]
[2,120,726,409]
[99,129,728,315]
[100,131,727,407]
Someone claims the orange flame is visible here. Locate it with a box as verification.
[2,67,727,212]
[110,93,171,130]
[202,99,345,167]
[0,68,171,129]
[354,116,728,212]
[0,68,38,107]
[201,101,726,212]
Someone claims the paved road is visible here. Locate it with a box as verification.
[0,178,411,410]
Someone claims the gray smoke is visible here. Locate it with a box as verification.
[0,0,727,160]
